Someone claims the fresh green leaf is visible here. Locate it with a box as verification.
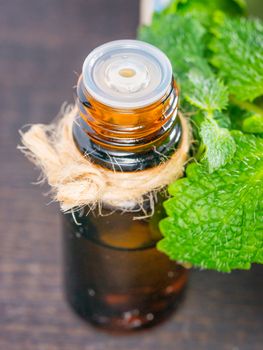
[210,16,263,101]
[184,72,235,171]
[185,72,228,113]
[158,132,263,272]
[200,119,236,172]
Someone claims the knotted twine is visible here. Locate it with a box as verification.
[19,104,191,215]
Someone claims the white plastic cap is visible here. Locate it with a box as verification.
[82,40,172,109]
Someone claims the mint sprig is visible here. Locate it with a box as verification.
[138,0,263,271]
[185,72,236,172]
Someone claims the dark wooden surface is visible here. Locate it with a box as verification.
[0,1,262,349]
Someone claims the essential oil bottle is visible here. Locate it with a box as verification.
[63,40,188,331]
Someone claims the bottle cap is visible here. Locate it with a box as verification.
[82,40,172,109]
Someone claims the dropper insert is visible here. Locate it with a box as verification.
[82,40,172,109]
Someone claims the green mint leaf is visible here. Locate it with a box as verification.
[185,72,235,171]
[210,16,263,101]
[200,119,236,172]
[158,132,263,272]
[185,72,228,113]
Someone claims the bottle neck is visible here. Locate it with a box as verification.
[73,75,182,171]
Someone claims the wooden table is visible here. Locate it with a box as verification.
[1,1,262,349]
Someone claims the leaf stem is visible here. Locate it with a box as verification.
[195,142,206,161]
[230,96,263,116]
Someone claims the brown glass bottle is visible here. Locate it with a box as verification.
[63,40,188,331]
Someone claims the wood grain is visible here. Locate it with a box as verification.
[0,1,262,349]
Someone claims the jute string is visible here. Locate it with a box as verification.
[19,104,191,214]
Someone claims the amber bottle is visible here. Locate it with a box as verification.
[63,40,187,331]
